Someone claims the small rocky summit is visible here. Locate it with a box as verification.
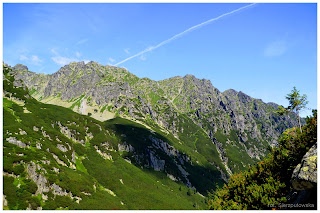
[13,64,29,71]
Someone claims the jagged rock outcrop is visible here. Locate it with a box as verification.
[57,144,68,152]
[94,145,113,160]
[149,136,179,158]
[118,143,135,152]
[6,137,27,148]
[148,150,165,172]
[26,162,50,195]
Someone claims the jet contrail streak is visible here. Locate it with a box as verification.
[114,3,256,66]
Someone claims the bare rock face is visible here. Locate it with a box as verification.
[3,195,8,207]
[13,64,29,71]
[291,144,317,190]
[72,151,76,163]
[6,137,27,148]
[26,162,49,195]
[148,150,165,172]
[149,136,179,157]
[118,143,134,152]
[57,144,68,152]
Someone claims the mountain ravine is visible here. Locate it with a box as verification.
[3,62,299,209]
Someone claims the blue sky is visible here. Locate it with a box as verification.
[3,3,317,116]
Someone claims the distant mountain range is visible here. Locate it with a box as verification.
[3,62,299,209]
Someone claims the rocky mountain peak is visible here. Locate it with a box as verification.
[223,89,238,96]
[183,74,196,79]
[237,91,253,104]
[13,64,29,72]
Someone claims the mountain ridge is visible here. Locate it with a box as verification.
[9,62,283,107]
[7,61,299,177]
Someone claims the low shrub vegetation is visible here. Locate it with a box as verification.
[208,110,317,210]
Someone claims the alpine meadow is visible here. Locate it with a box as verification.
[3,3,317,210]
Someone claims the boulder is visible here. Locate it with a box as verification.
[291,143,317,190]
[285,143,317,209]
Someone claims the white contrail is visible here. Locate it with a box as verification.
[114,3,256,66]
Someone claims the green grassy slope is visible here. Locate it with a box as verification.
[3,64,211,210]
